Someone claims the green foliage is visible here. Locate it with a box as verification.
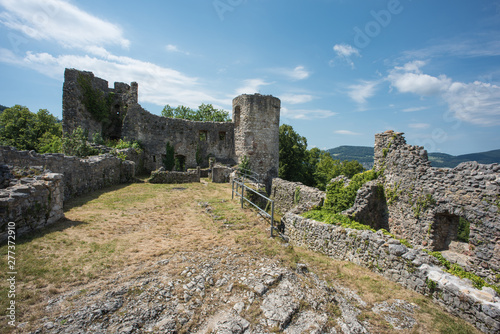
[426,278,437,292]
[424,250,500,294]
[113,139,142,151]
[92,132,105,145]
[314,152,365,190]
[293,186,301,204]
[279,124,309,182]
[302,208,375,231]
[161,103,231,122]
[62,127,99,157]
[77,74,113,122]
[174,155,186,171]
[385,182,401,205]
[0,105,62,152]
[412,194,436,218]
[163,142,175,171]
[457,217,470,243]
[324,169,380,213]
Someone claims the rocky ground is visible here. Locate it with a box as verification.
[24,246,419,334]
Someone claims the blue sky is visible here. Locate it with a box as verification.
[1,0,499,155]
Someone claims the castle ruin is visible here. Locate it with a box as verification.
[62,69,280,186]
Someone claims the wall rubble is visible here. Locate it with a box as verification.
[148,169,200,184]
[0,169,64,241]
[0,146,136,201]
[271,178,325,215]
[282,213,500,334]
[374,131,500,282]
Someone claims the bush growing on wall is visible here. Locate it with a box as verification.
[324,169,380,213]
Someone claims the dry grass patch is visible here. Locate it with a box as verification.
[0,179,482,334]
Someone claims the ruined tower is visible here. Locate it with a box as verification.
[232,94,281,187]
[62,68,138,140]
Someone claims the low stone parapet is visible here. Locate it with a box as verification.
[282,212,500,333]
[148,169,200,184]
[271,178,325,215]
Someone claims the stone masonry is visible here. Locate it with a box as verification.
[0,146,135,201]
[0,167,64,241]
[62,69,281,190]
[373,130,500,282]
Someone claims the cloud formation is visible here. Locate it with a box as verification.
[332,43,360,68]
[235,78,272,95]
[348,80,379,105]
[279,93,314,105]
[388,60,500,126]
[281,107,336,120]
[334,130,361,135]
[0,0,130,50]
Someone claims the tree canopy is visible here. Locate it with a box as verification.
[161,103,231,122]
[0,105,62,152]
[278,124,365,190]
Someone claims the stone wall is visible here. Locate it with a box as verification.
[148,169,200,184]
[233,94,280,190]
[63,68,138,140]
[373,131,500,282]
[0,170,64,241]
[271,178,325,215]
[282,213,500,333]
[62,69,282,178]
[122,104,236,171]
[0,146,135,201]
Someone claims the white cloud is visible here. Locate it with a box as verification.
[0,0,130,50]
[348,80,379,105]
[0,48,231,109]
[402,106,429,112]
[408,123,430,129]
[443,81,500,126]
[334,130,361,135]
[270,65,310,81]
[279,94,314,105]
[332,43,360,68]
[235,78,272,95]
[388,61,500,126]
[165,44,190,55]
[388,61,451,96]
[281,107,336,120]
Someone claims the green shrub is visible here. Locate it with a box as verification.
[302,208,375,232]
[324,169,380,213]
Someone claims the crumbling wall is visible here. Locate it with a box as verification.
[63,68,138,140]
[374,131,500,281]
[271,178,325,215]
[122,104,236,171]
[0,146,135,201]
[148,169,200,184]
[0,169,64,241]
[282,213,500,334]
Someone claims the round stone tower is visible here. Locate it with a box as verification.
[232,94,281,188]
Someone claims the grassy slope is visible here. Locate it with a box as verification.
[0,180,480,334]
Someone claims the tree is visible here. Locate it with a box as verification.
[0,105,63,152]
[314,154,365,190]
[0,105,37,150]
[161,103,231,122]
[279,124,309,183]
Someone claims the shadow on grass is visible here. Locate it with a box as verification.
[2,218,88,247]
[63,182,139,211]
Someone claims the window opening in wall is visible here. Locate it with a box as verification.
[115,104,120,115]
[174,155,186,171]
[234,106,241,127]
[430,213,469,252]
[153,155,156,163]
[219,131,226,141]
[199,130,208,141]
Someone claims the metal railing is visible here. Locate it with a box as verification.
[231,169,276,237]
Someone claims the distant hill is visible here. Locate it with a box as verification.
[326,146,500,169]
[327,146,374,169]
